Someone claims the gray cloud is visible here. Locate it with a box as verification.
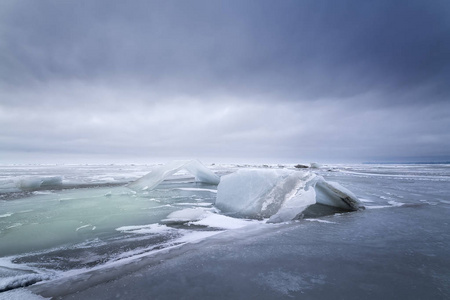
[0,0,449,163]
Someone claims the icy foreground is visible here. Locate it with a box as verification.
[0,163,449,299]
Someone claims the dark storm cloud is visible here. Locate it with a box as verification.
[0,0,449,163]
[2,0,449,101]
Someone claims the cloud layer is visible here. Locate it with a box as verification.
[1,0,449,163]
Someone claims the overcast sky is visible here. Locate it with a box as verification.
[1,0,449,164]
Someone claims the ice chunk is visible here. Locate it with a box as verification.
[127,160,220,191]
[388,200,405,207]
[215,169,363,223]
[0,176,63,193]
[18,176,63,191]
[0,179,20,193]
[314,180,360,210]
[267,184,317,223]
[310,162,321,168]
[215,169,314,220]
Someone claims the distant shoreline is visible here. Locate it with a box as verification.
[363,162,450,165]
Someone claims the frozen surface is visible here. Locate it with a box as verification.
[0,288,49,300]
[189,213,258,229]
[28,204,450,300]
[161,207,258,229]
[215,169,362,222]
[0,163,449,299]
[161,208,217,223]
[0,176,63,194]
[0,259,51,293]
[116,224,175,235]
[0,164,149,196]
[127,160,220,191]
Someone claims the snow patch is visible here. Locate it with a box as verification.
[388,200,405,207]
[0,262,53,294]
[75,224,93,232]
[174,188,217,193]
[173,202,212,207]
[173,231,223,244]
[161,208,217,224]
[189,213,258,229]
[304,219,336,224]
[116,223,174,235]
[365,205,392,209]
[359,198,374,203]
[6,223,22,229]
[0,288,50,300]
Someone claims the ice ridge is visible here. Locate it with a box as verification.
[127,160,220,191]
[0,176,63,193]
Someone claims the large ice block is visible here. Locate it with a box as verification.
[215,169,362,223]
[127,160,220,191]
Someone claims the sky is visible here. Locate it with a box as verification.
[0,0,449,164]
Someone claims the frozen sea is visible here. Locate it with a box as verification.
[0,163,449,299]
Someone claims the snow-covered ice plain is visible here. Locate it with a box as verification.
[0,162,449,299]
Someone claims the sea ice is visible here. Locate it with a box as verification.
[127,160,220,191]
[17,176,63,191]
[161,208,218,224]
[310,162,321,168]
[215,169,362,223]
[0,176,63,193]
[0,288,50,300]
[0,261,52,294]
[160,206,257,229]
[388,200,405,207]
[116,224,175,235]
[189,213,258,229]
